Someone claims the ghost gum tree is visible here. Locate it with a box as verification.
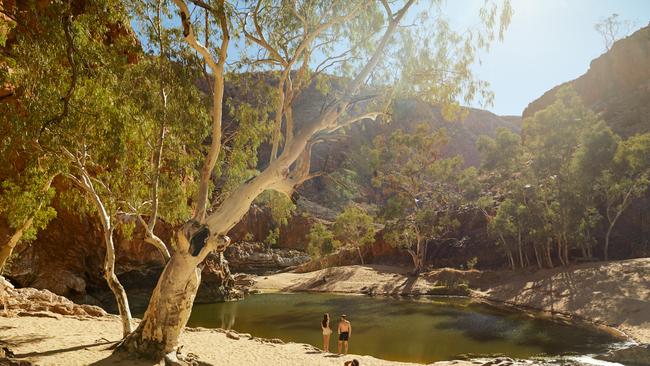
[599,134,650,260]
[476,127,524,269]
[0,0,511,361]
[112,0,512,360]
[56,17,209,337]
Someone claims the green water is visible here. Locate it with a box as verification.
[187,293,617,364]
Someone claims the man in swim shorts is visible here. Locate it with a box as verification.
[337,314,352,355]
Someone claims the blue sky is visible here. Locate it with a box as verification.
[442,0,650,116]
[143,1,650,117]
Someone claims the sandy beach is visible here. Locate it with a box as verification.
[0,314,479,366]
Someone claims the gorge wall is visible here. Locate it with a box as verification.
[523,23,650,137]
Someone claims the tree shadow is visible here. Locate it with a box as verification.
[1,333,52,347]
[87,351,157,366]
[484,260,650,335]
[283,265,427,296]
[14,341,114,359]
[87,352,215,366]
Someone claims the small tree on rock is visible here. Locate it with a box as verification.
[333,206,376,264]
[307,222,340,258]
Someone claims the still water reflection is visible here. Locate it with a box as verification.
[187,293,617,363]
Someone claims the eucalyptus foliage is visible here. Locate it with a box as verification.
[369,125,471,272]
[332,205,375,264]
[478,87,650,267]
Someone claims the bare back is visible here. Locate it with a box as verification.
[338,319,351,333]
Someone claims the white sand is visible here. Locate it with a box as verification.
[0,315,445,366]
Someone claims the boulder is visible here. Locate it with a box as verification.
[196,253,244,303]
[597,344,650,366]
[225,242,310,274]
[225,331,240,340]
[0,275,107,318]
[29,269,86,298]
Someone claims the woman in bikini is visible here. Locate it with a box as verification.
[321,313,332,352]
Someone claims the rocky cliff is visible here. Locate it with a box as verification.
[523,23,650,137]
[228,92,520,260]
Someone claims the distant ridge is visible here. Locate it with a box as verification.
[523,23,650,137]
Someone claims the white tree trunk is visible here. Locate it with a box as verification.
[356,245,364,265]
[406,236,425,274]
[604,224,612,261]
[545,239,554,268]
[499,234,516,270]
[406,249,418,271]
[415,236,426,274]
[103,228,134,337]
[517,229,524,268]
[269,71,289,163]
[533,244,542,269]
[604,188,632,261]
[556,237,565,266]
[120,249,200,358]
[506,250,515,270]
[64,158,134,338]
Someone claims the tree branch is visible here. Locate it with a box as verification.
[325,111,385,134]
[133,212,170,261]
[203,0,416,236]
[173,0,229,222]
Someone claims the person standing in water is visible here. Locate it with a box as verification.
[337,314,352,355]
[321,313,332,352]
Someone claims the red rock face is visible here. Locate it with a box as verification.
[224,242,310,274]
[523,24,650,138]
[7,178,172,301]
[229,204,323,251]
